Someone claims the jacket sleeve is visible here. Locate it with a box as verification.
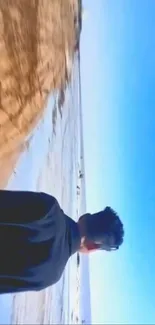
[0,190,58,224]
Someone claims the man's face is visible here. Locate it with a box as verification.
[79,234,117,253]
[98,234,117,251]
[79,237,101,253]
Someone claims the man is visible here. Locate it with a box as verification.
[0,190,124,293]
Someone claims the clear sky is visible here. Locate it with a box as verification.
[81,0,155,324]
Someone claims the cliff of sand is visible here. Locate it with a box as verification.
[0,0,80,188]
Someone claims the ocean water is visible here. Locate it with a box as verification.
[0,56,91,324]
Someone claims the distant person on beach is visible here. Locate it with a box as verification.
[79,171,83,179]
[0,190,124,294]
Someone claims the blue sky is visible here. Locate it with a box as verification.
[81,0,155,324]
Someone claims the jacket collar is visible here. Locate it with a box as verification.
[66,216,81,256]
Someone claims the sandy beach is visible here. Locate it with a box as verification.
[0,1,91,323]
[0,55,87,324]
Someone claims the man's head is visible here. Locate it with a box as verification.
[78,207,124,253]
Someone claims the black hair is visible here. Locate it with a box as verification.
[102,206,124,248]
[81,207,124,250]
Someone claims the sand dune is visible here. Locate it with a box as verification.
[0,0,78,188]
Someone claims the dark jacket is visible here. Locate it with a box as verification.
[0,190,81,294]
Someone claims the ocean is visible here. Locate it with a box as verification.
[0,55,91,324]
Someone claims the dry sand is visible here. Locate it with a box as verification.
[0,0,78,188]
